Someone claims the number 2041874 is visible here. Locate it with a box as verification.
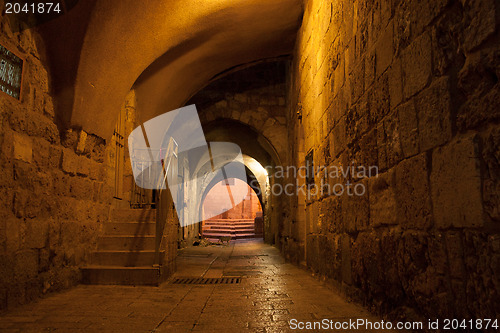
[4,2,61,14]
[442,319,498,330]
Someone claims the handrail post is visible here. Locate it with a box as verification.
[153,138,178,268]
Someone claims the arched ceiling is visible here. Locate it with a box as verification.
[38,0,303,140]
[203,119,281,167]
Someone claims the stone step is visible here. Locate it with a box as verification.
[81,266,164,286]
[204,221,254,225]
[205,219,254,222]
[203,228,255,234]
[90,250,163,266]
[203,233,257,239]
[110,209,156,223]
[104,222,156,236]
[203,225,255,229]
[204,222,253,226]
[97,236,156,251]
[207,218,253,220]
[203,224,254,229]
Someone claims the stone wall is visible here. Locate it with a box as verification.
[286,0,499,320]
[0,16,115,309]
[191,61,289,162]
[203,179,261,220]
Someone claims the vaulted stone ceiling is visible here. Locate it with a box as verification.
[38,0,303,139]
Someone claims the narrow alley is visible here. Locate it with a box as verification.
[0,240,386,332]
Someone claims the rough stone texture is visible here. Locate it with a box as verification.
[402,32,432,99]
[189,61,288,162]
[431,135,484,229]
[415,76,452,152]
[286,0,500,321]
[0,16,115,310]
[368,170,397,227]
[395,153,433,230]
[396,100,419,158]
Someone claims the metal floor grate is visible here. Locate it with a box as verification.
[172,277,242,285]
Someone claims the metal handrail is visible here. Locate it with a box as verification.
[153,138,178,267]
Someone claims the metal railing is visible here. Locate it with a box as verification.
[153,138,178,267]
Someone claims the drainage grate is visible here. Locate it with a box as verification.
[172,277,242,285]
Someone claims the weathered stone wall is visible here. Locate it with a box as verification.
[192,61,289,162]
[287,0,499,320]
[203,180,261,220]
[0,16,115,309]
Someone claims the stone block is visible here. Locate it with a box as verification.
[377,110,402,171]
[446,232,465,279]
[52,170,70,197]
[365,52,376,89]
[341,234,352,285]
[369,74,390,125]
[5,216,20,252]
[388,57,403,109]
[27,218,49,249]
[14,250,38,280]
[481,126,500,222]
[431,135,483,229]
[306,235,320,273]
[230,110,240,120]
[61,148,78,175]
[43,94,55,118]
[402,32,432,98]
[428,233,448,275]
[239,110,253,124]
[375,20,393,77]
[76,130,87,153]
[69,177,94,199]
[415,77,452,152]
[77,155,91,177]
[342,181,369,233]
[397,100,419,158]
[89,160,104,181]
[48,144,62,169]
[12,132,32,163]
[48,217,61,249]
[345,99,369,146]
[457,51,500,131]
[333,54,345,98]
[32,137,50,168]
[349,62,365,103]
[397,231,429,287]
[331,117,346,158]
[12,190,28,219]
[369,170,397,226]
[214,100,227,109]
[461,0,496,51]
[395,153,433,229]
[234,93,247,103]
[352,129,378,171]
[9,110,59,144]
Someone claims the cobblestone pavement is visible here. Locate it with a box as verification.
[0,239,387,332]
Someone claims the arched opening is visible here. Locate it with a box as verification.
[201,178,263,241]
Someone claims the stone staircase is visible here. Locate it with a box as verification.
[202,219,256,240]
[81,208,167,286]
